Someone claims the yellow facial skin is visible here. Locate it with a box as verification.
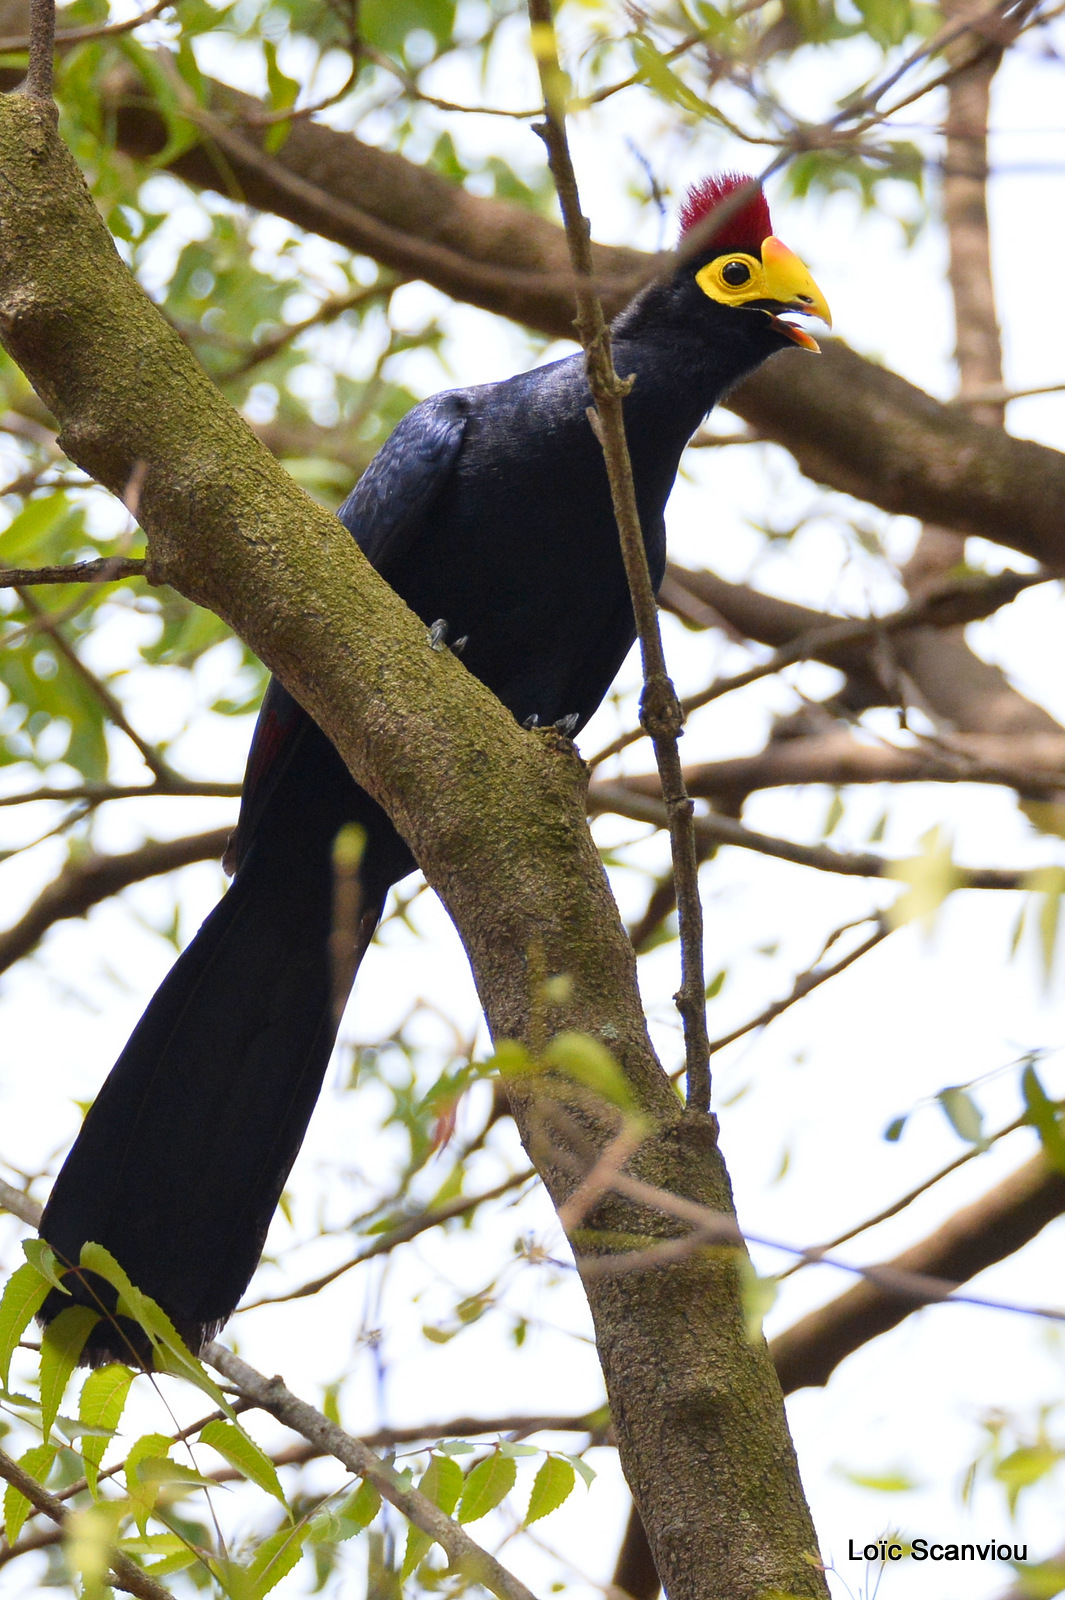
[695,235,832,351]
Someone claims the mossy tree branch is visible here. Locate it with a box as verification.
[0,94,825,1600]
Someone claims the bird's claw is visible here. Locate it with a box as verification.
[523,712,579,737]
[428,619,468,656]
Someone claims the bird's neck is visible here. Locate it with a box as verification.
[609,282,767,456]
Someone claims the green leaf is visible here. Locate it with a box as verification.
[632,35,714,118]
[22,1238,71,1295]
[78,1242,232,1414]
[116,1532,198,1577]
[343,1478,382,1530]
[1021,1063,1065,1173]
[885,826,962,930]
[0,1261,52,1387]
[201,1419,288,1510]
[65,1499,126,1600]
[246,1521,310,1597]
[40,1304,100,1435]
[735,1253,779,1341]
[822,790,844,837]
[124,1431,173,1534]
[994,1442,1062,1514]
[1026,866,1065,986]
[3,1442,56,1545]
[937,1086,987,1149]
[840,1466,921,1491]
[854,0,912,46]
[342,1478,378,1529]
[1009,1557,1065,1599]
[883,1115,907,1142]
[457,1450,516,1523]
[79,1362,135,1496]
[705,968,727,1000]
[569,1454,596,1489]
[403,1452,463,1575]
[542,1032,636,1112]
[525,1455,575,1526]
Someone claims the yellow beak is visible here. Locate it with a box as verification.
[760,236,832,351]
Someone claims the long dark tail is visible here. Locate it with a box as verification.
[39,702,413,1364]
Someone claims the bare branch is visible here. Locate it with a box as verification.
[590,566,1050,769]
[239,1167,536,1308]
[0,779,242,807]
[0,557,147,586]
[0,0,170,52]
[0,827,232,976]
[589,781,1046,886]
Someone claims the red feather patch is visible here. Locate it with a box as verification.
[678,173,772,256]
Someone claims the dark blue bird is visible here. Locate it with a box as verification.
[39,175,829,1361]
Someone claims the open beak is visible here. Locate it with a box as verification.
[760,235,832,352]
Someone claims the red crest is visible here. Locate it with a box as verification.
[678,173,772,256]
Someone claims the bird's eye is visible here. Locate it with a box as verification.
[721,260,751,287]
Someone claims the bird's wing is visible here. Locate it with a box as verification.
[337,391,470,572]
[229,394,469,874]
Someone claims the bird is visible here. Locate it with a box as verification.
[39,173,830,1363]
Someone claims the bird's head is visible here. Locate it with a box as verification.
[676,173,831,353]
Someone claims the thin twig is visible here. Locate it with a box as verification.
[14,588,177,783]
[239,1167,536,1309]
[1,0,170,52]
[527,0,711,1113]
[700,915,892,1060]
[202,1344,541,1600]
[589,781,1049,887]
[587,569,1048,770]
[775,1097,1062,1279]
[581,1168,1065,1323]
[0,557,147,587]
[219,278,404,382]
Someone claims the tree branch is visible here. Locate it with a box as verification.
[0,827,232,975]
[0,1446,175,1600]
[589,781,1048,886]
[770,1150,1065,1391]
[0,556,146,585]
[203,1343,540,1600]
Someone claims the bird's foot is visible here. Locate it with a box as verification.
[428,619,468,655]
[522,712,579,739]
